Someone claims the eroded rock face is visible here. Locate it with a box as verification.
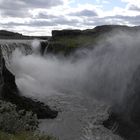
[0,47,58,119]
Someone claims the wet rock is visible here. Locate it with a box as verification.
[104,65,140,140]
[40,41,48,55]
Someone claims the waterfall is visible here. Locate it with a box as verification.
[0,41,33,74]
[1,32,140,140]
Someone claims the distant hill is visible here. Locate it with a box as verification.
[0,30,50,40]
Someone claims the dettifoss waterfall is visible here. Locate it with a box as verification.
[1,32,140,140]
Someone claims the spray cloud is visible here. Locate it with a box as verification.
[10,31,140,105]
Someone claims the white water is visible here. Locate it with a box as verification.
[39,94,122,140]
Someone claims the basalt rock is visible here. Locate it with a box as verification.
[0,47,58,119]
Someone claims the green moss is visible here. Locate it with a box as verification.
[48,34,101,55]
[53,35,98,48]
[0,131,57,140]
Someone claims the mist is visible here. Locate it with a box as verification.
[10,31,140,105]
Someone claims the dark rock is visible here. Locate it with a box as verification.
[2,57,18,93]
[2,87,58,119]
[52,29,82,38]
[0,47,58,119]
[103,110,140,140]
[0,30,22,37]
[104,65,140,140]
[47,42,76,55]
[40,41,48,55]
[123,65,140,125]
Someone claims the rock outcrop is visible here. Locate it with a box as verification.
[0,47,58,119]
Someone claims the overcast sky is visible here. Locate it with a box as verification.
[0,0,140,36]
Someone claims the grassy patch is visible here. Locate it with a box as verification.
[0,100,38,134]
[53,35,98,48]
[0,131,57,140]
[48,35,101,55]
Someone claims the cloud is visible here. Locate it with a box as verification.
[107,15,140,25]
[81,14,140,27]
[36,13,58,19]
[69,9,97,17]
[0,16,80,28]
[128,5,140,11]
[122,0,140,5]
[30,20,57,27]
[1,9,31,17]
[53,17,80,26]
[0,0,64,17]
[0,20,56,27]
